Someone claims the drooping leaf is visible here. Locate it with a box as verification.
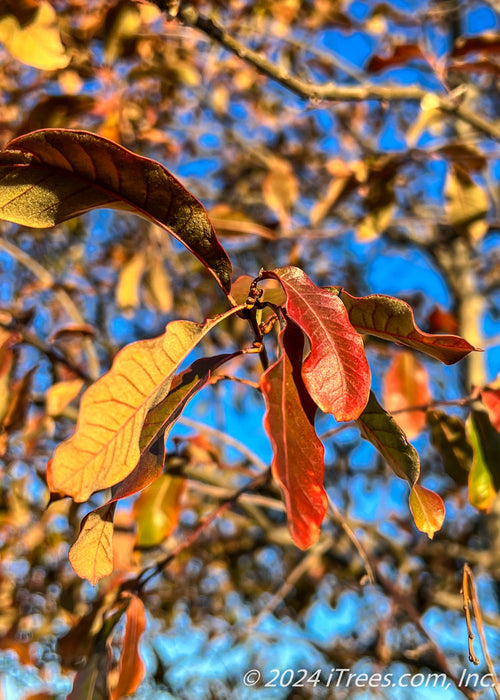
[445,165,488,241]
[0,129,232,292]
[116,252,146,310]
[452,33,500,58]
[382,351,431,439]
[357,391,444,537]
[427,410,472,485]
[356,391,420,486]
[110,595,146,700]
[409,484,445,539]
[263,266,370,421]
[260,320,327,549]
[66,647,111,700]
[45,379,84,417]
[68,354,238,583]
[69,504,116,586]
[47,308,241,502]
[0,2,69,70]
[134,474,186,547]
[327,287,477,364]
[262,156,299,231]
[466,412,497,512]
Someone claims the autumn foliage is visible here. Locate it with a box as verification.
[1,0,500,697]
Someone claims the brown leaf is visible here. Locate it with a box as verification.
[327,287,477,364]
[367,43,424,73]
[0,129,232,292]
[452,33,500,58]
[382,351,431,439]
[264,266,370,421]
[47,309,241,502]
[260,320,327,549]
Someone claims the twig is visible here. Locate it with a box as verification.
[170,2,500,143]
[131,470,270,590]
[248,534,334,627]
[327,495,375,584]
[462,563,500,699]
[178,415,269,472]
[0,236,100,379]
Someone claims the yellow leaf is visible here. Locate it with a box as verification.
[46,379,84,417]
[69,504,115,585]
[466,414,497,512]
[47,308,242,502]
[145,256,173,314]
[133,474,186,547]
[0,2,69,70]
[356,200,395,241]
[409,484,445,539]
[445,166,488,242]
[263,156,298,231]
[116,252,146,310]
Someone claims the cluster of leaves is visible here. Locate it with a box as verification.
[1,0,500,698]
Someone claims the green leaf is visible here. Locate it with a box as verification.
[427,410,471,485]
[466,408,499,511]
[0,129,232,292]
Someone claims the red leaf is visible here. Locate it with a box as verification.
[327,287,477,364]
[263,267,370,421]
[260,320,327,549]
[452,33,500,58]
[0,129,232,292]
[480,387,500,433]
[110,595,146,700]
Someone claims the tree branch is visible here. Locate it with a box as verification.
[166,2,500,143]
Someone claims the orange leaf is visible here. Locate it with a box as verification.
[69,503,115,585]
[327,287,477,364]
[48,309,242,502]
[264,266,370,421]
[0,129,232,292]
[409,484,445,539]
[260,320,327,549]
[382,351,431,439]
[262,156,298,231]
[110,595,146,700]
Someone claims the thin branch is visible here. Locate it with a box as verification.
[178,415,269,472]
[169,2,500,143]
[327,495,376,585]
[0,235,100,379]
[248,534,334,628]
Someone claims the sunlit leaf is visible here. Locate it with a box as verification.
[48,309,241,502]
[0,129,232,292]
[0,2,69,70]
[69,504,116,586]
[445,165,488,242]
[480,386,500,433]
[110,595,146,700]
[409,484,445,539]
[327,287,477,364]
[465,403,500,514]
[260,320,327,549]
[116,252,146,310]
[134,475,186,547]
[356,391,420,486]
[382,351,431,439]
[262,156,299,231]
[263,266,370,421]
[46,379,84,417]
[427,410,471,485]
[145,256,173,314]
